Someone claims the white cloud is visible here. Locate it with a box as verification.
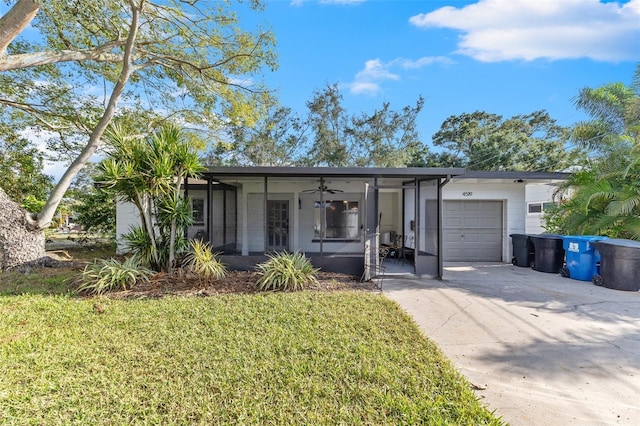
[348,56,452,95]
[409,0,640,62]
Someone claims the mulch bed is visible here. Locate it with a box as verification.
[107,270,379,299]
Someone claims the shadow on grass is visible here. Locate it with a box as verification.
[0,268,79,297]
[0,241,117,297]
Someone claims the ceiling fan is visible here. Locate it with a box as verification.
[301,184,344,194]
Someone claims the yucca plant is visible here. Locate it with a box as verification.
[182,239,227,281]
[77,256,154,295]
[255,251,319,292]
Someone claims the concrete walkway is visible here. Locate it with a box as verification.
[383,263,640,425]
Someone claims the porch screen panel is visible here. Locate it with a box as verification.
[224,189,237,253]
[416,179,439,277]
[247,193,265,253]
[210,191,224,250]
[420,180,438,255]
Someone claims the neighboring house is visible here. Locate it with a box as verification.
[116,167,567,279]
[525,182,564,234]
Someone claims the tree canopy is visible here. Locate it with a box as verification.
[213,83,427,167]
[0,123,53,202]
[431,110,579,171]
[0,0,276,230]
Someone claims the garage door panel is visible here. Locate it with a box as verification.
[481,217,501,227]
[443,217,464,227]
[443,200,503,262]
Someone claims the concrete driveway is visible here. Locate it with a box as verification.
[383,263,640,426]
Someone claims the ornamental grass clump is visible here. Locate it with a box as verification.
[182,239,227,281]
[255,251,319,291]
[77,256,153,295]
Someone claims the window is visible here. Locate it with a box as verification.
[528,201,558,215]
[528,203,542,214]
[192,198,205,224]
[314,200,359,239]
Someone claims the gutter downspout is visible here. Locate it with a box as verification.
[437,175,452,280]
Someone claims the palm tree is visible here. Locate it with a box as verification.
[546,65,640,239]
[98,123,204,271]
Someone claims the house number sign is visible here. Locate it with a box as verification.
[462,192,473,197]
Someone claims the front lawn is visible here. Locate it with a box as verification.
[0,291,502,425]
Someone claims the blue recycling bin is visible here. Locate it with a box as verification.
[561,235,608,281]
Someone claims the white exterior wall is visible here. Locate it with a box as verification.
[525,183,559,234]
[443,180,526,263]
[115,201,139,254]
[115,190,212,254]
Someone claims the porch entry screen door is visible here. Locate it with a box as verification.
[267,200,289,251]
[363,182,378,281]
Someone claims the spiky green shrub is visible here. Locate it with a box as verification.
[183,239,227,281]
[255,251,319,292]
[77,257,154,295]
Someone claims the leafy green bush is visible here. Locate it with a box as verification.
[183,239,227,281]
[77,257,154,295]
[255,251,319,291]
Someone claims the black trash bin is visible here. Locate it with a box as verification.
[510,234,534,267]
[530,234,565,273]
[591,239,640,291]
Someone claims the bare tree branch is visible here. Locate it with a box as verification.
[0,44,125,71]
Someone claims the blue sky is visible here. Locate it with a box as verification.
[3,0,638,179]
[250,0,639,144]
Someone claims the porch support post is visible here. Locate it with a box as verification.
[184,177,189,239]
[206,177,212,245]
[319,176,324,258]
[437,175,452,280]
[263,176,268,254]
[414,177,419,262]
[222,189,227,250]
[374,177,379,224]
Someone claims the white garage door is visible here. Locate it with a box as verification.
[443,201,503,262]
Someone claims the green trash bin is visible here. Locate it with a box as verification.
[510,234,534,267]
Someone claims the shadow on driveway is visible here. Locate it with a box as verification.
[383,263,640,426]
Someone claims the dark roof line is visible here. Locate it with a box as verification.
[204,166,465,179]
[460,170,569,180]
[203,166,569,180]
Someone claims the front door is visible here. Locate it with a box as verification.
[267,200,289,251]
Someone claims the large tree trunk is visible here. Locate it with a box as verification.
[0,187,46,271]
[0,0,39,57]
[35,3,142,230]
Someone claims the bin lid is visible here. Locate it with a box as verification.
[530,233,563,241]
[592,239,640,260]
[592,238,640,248]
[561,235,609,242]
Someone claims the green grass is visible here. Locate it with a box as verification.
[0,269,77,296]
[0,292,502,425]
[49,240,117,262]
